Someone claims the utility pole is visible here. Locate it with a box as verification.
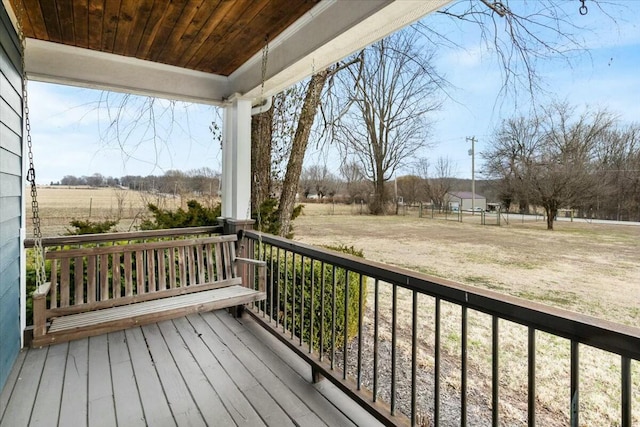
[466,136,476,214]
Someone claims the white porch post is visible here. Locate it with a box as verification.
[221,96,252,223]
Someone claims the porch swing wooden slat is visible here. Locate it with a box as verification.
[32,235,266,347]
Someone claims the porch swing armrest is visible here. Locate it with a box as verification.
[33,282,52,343]
[234,257,266,266]
[234,258,267,292]
[32,282,51,299]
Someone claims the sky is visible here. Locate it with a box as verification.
[26,1,640,184]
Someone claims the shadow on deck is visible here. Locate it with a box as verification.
[0,310,380,427]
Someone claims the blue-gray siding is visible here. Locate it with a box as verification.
[0,2,22,391]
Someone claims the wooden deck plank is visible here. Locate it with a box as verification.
[156,320,236,426]
[108,330,146,427]
[0,349,26,420]
[172,316,266,426]
[194,313,298,426]
[203,312,327,425]
[140,323,206,427]
[125,327,176,426]
[88,334,117,427]
[30,342,68,426]
[59,339,89,427]
[0,310,378,427]
[0,347,48,426]
[235,314,360,427]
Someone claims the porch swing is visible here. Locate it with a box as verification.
[19,29,267,349]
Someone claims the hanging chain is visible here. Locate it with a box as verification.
[579,0,588,15]
[16,5,47,287]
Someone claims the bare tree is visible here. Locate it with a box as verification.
[335,32,443,214]
[420,0,623,105]
[339,161,369,204]
[396,175,426,206]
[418,157,456,211]
[484,102,616,229]
[593,124,640,220]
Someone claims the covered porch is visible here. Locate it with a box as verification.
[1,0,639,426]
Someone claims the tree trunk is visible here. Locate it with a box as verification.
[278,70,331,236]
[370,176,386,215]
[251,107,274,213]
[544,205,556,230]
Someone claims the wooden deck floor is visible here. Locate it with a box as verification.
[0,311,380,427]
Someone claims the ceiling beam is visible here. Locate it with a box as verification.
[25,38,231,105]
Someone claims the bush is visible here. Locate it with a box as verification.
[66,219,117,235]
[266,245,365,351]
[253,197,303,238]
[24,249,52,326]
[140,200,221,229]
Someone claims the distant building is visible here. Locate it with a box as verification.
[446,191,487,211]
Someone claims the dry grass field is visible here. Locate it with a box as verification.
[294,203,639,426]
[28,186,218,236]
[26,188,639,425]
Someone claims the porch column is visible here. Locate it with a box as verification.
[221,96,254,234]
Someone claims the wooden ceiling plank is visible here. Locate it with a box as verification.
[72,0,89,48]
[176,0,239,71]
[219,0,314,75]
[100,0,120,52]
[88,0,105,50]
[9,0,37,38]
[156,0,205,65]
[147,0,189,62]
[55,0,75,44]
[135,0,169,58]
[37,0,62,42]
[112,0,138,56]
[187,0,261,73]
[123,0,154,57]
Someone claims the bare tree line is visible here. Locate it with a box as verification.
[483,102,640,229]
[56,167,220,197]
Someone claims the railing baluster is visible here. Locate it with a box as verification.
[310,258,315,354]
[343,269,349,380]
[320,261,326,362]
[292,253,296,340]
[391,284,397,415]
[357,274,364,390]
[283,251,288,332]
[434,297,441,427]
[621,356,631,427]
[528,327,536,427]
[269,245,275,323]
[461,306,468,427]
[492,316,499,427]
[411,290,418,426]
[300,255,305,346]
[373,279,379,402]
[570,341,579,427]
[331,265,337,370]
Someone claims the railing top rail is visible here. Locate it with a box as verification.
[24,225,223,249]
[244,230,640,360]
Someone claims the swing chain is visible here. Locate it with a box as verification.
[16,5,47,287]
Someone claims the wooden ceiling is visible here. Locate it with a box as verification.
[10,0,320,76]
